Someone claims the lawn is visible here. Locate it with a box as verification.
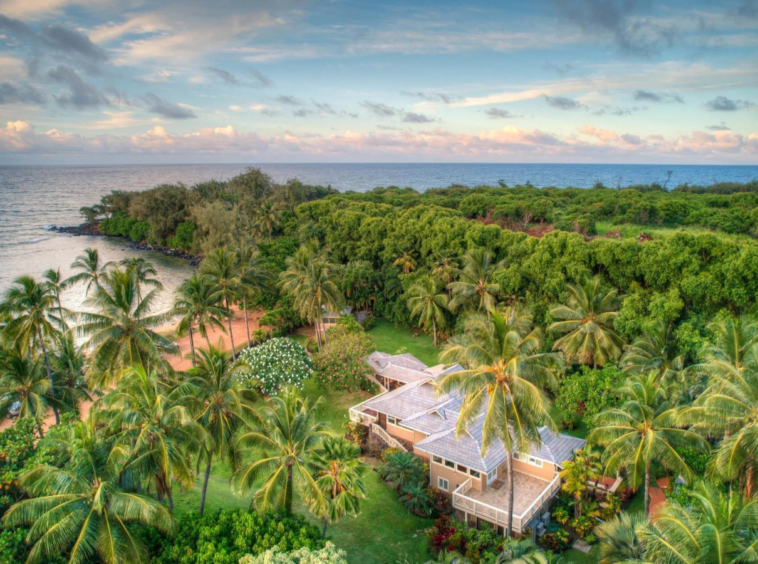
[367,319,440,365]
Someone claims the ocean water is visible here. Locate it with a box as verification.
[1,163,757,311]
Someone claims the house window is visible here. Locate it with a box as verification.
[487,469,497,484]
[513,452,527,461]
[457,464,468,473]
[469,469,481,478]
[433,456,443,464]
[438,477,449,492]
[445,460,455,469]
[528,456,544,468]
[387,416,400,425]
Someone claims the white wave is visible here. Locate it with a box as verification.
[18,237,50,245]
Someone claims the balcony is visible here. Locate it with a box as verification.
[452,472,561,534]
[348,397,380,425]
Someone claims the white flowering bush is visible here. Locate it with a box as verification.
[239,542,348,564]
[238,338,313,395]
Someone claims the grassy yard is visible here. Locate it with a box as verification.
[367,319,440,365]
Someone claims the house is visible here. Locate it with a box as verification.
[349,352,585,538]
[320,306,354,336]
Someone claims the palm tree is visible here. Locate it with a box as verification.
[173,275,229,365]
[78,267,177,387]
[253,200,280,239]
[590,373,708,516]
[447,248,504,313]
[235,387,328,515]
[407,276,449,346]
[120,257,163,300]
[201,248,241,354]
[43,268,68,328]
[393,251,417,275]
[595,512,647,564]
[308,436,368,538]
[279,246,342,350]
[560,444,602,517]
[640,481,758,564]
[65,247,103,295]
[50,333,92,417]
[439,307,561,536]
[235,244,274,348]
[431,251,458,297]
[622,321,687,399]
[102,365,205,510]
[188,345,256,515]
[378,451,425,490]
[0,345,61,430]
[2,275,63,424]
[495,539,549,564]
[548,277,624,368]
[3,419,176,564]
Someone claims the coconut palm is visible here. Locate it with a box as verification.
[590,373,709,516]
[640,481,758,564]
[431,251,458,295]
[447,248,504,313]
[65,247,103,295]
[279,246,342,350]
[120,257,163,300]
[42,268,69,329]
[378,451,426,490]
[235,387,328,515]
[2,275,63,424]
[78,267,177,387]
[595,512,648,564]
[393,251,417,275]
[439,307,561,536]
[3,419,176,564]
[235,244,274,348]
[548,277,624,368]
[254,200,280,239]
[495,539,549,564]
[102,365,205,510]
[308,436,368,538]
[188,345,256,515]
[407,275,449,346]
[50,333,92,417]
[172,274,229,365]
[0,345,62,429]
[201,248,242,354]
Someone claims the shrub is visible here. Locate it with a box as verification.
[378,451,426,491]
[146,509,323,564]
[571,516,595,538]
[539,529,570,553]
[675,445,709,476]
[344,421,368,446]
[167,221,196,250]
[555,365,625,429]
[552,506,570,525]
[239,542,348,564]
[312,326,376,392]
[238,338,313,395]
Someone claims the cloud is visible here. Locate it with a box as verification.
[207,66,274,88]
[248,68,273,88]
[276,94,303,106]
[400,91,458,104]
[207,67,239,85]
[632,90,683,103]
[542,62,574,76]
[705,95,755,111]
[543,95,584,110]
[706,122,731,131]
[313,101,336,115]
[592,106,641,116]
[737,0,758,18]
[402,112,437,123]
[485,108,516,119]
[143,93,197,119]
[0,82,47,105]
[362,101,438,123]
[47,65,110,108]
[292,108,313,117]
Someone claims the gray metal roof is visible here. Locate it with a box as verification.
[531,427,586,464]
[363,379,442,420]
[366,352,434,384]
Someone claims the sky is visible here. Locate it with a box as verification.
[0,0,756,164]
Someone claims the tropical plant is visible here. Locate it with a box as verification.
[78,267,177,386]
[400,481,435,517]
[407,275,449,346]
[3,419,176,564]
[240,542,348,564]
[308,436,368,537]
[312,327,375,391]
[621,320,684,383]
[65,247,103,295]
[187,345,256,514]
[49,333,91,417]
[377,451,426,491]
[1,275,64,424]
[237,337,314,395]
[590,373,708,515]
[447,248,504,313]
[548,277,624,367]
[393,251,417,275]
[42,268,68,329]
[595,512,647,564]
[101,365,205,510]
[254,200,280,239]
[201,248,242,354]
[559,444,602,517]
[172,274,229,364]
[235,387,328,515]
[235,244,274,348]
[495,539,548,564]
[120,257,163,300]
[0,346,61,428]
[439,307,560,536]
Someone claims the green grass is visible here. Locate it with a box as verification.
[367,319,440,365]
[563,545,601,564]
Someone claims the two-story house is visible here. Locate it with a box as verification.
[350,352,585,538]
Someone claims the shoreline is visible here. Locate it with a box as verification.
[49,223,202,266]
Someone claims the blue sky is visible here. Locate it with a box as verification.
[0,0,756,164]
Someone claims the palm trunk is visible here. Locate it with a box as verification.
[506,456,514,538]
[38,328,60,425]
[188,324,196,367]
[285,463,293,515]
[322,319,329,345]
[644,460,651,516]
[203,330,212,351]
[200,446,214,515]
[314,317,322,350]
[225,296,236,356]
[433,319,437,347]
[166,481,174,511]
[243,297,251,349]
[322,516,329,539]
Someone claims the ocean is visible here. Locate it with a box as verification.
[1,162,757,312]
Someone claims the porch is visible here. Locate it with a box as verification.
[452,472,561,535]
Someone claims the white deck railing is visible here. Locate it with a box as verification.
[348,393,385,425]
[452,473,561,534]
[370,423,408,452]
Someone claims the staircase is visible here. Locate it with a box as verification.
[370,423,408,452]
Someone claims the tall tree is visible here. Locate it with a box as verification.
[102,365,205,511]
[42,268,68,329]
[78,267,177,387]
[447,248,504,313]
[439,307,561,536]
[2,275,63,424]
[308,436,368,538]
[3,419,176,564]
[235,387,328,515]
[590,373,708,516]
[235,244,274,348]
[50,333,92,417]
[65,247,103,295]
[548,277,624,368]
[560,444,602,517]
[0,345,61,430]
[253,200,280,239]
[201,248,241,355]
[188,345,256,515]
[494,539,549,564]
[595,512,648,564]
[407,275,449,347]
[119,257,163,300]
[172,274,229,365]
